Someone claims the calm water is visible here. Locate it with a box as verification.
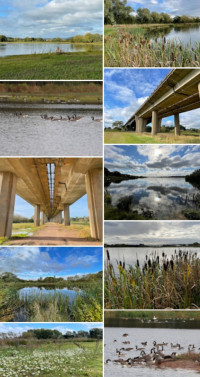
[105,247,200,272]
[107,177,199,219]
[18,286,80,303]
[146,24,200,47]
[105,327,200,377]
[0,103,102,156]
[0,42,102,57]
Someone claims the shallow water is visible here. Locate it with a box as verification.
[104,247,200,272]
[0,42,102,57]
[18,286,80,302]
[0,103,103,156]
[107,177,199,219]
[146,24,200,47]
[104,327,200,377]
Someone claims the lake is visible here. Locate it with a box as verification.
[106,177,200,219]
[145,24,200,47]
[104,246,200,273]
[0,42,102,57]
[0,103,103,156]
[105,326,200,377]
[18,286,80,303]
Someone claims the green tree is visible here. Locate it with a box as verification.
[0,35,7,42]
[136,8,152,23]
[112,120,124,129]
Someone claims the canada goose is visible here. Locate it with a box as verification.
[136,346,145,351]
[122,341,130,344]
[117,351,126,357]
[171,343,179,348]
[70,116,83,121]
[52,116,62,121]
[122,333,129,337]
[178,344,184,350]
[162,342,168,346]
[141,341,147,346]
[105,359,111,363]
[113,339,117,343]
[153,341,164,347]
[91,116,102,122]
[114,358,125,363]
[120,347,133,351]
[16,112,28,118]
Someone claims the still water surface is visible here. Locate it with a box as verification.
[0,42,102,57]
[108,177,199,219]
[18,286,80,303]
[105,327,200,376]
[0,103,102,156]
[145,24,200,47]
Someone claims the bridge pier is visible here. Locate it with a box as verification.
[64,204,70,226]
[198,83,200,99]
[41,211,45,225]
[86,168,102,241]
[174,113,180,136]
[152,110,159,135]
[0,172,17,237]
[158,118,162,132]
[58,211,62,224]
[34,205,40,226]
[136,117,147,132]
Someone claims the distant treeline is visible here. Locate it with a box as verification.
[105,0,200,25]
[185,169,200,190]
[1,328,103,340]
[0,33,102,43]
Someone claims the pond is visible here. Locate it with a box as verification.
[18,286,80,303]
[144,24,200,47]
[0,42,102,57]
[105,326,200,377]
[106,177,200,219]
[104,246,200,273]
[0,103,103,156]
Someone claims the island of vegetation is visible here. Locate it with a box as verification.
[0,271,102,322]
[104,0,200,67]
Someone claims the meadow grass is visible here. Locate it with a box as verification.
[0,51,102,79]
[0,340,102,377]
[104,131,200,144]
[105,249,200,309]
[104,26,200,67]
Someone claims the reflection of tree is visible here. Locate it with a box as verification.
[185,169,200,190]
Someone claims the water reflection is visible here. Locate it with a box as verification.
[18,286,80,303]
[144,24,200,47]
[107,177,200,219]
[0,42,102,57]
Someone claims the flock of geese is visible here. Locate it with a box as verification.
[105,333,200,368]
[15,112,102,122]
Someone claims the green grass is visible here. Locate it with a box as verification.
[104,131,200,144]
[104,25,200,67]
[105,249,200,309]
[0,51,102,79]
[0,341,102,377]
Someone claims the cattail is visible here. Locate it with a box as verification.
[172,52,175,61]
[163,263,168,271]
[123,261,125,269]
[170,260,174,270]
[164,37,166,44]
[106,249,110,261]
[148,259,152,268]
[137,259,140,267]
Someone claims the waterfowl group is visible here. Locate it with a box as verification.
[39,114,102,122]
[105,334,200,368]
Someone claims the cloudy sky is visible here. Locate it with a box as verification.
[0,0,102,38]
[127,0,200,16]
[105,221,200,245]
[105,145,200,176]
[14,194,89,218]
[0,246,102,279]
[104,69,200,129]
[0,322,103,336]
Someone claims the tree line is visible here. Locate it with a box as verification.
[0,33,102,43]
[104,0,200,25]
[22,328,103,340]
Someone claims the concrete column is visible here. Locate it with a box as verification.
[85,168,102,241]
[58,211,62,224]
[44,214,48,223]
[34,205,40,226]
[64,204,70,226]
[158,118,162,133]
[41,211,45,225]
[0,172,17,237]
[174,113,180,136]
[152,110,159,135]
[136,117,146,133]
[198,83,200,99]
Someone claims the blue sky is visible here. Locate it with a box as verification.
[105,145,200,176]
[0,322,103,335]
[126,0,200,16]
[0,247,102,279]
[14,194,89,218]
[0,0,102,38]
[104,69,200,129]
[105,221,200,245]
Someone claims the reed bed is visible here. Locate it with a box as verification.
[104,27,200,67]
[105,249,200,309]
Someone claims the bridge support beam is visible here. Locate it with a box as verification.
[86,168,102,241]
[41,211,45,225]
[174,113,180,136]
[158,118,162,133]
[0,172,17,237]
[34,205,40,226]
[64,204,70,226]
[198,83,200,99]
[58,211,62,224]
[136,117,147,133]
[152,110,159,135]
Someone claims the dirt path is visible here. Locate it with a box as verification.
[6,223,101,246]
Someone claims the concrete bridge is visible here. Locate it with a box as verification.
[0,158,102,240]
[125,69,200,135]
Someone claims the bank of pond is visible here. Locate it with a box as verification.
[0,275,102,322]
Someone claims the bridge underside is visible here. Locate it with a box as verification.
[125,69,200,135]
[0,158,102,241]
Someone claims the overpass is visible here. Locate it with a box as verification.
[0,158,102,240]
[125,69,200,135]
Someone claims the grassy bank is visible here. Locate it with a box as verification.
[0,223,39,245]
[105,310,200,321]
[0,51,102,79]
[104,131,200,144]
[0,340,102,377]
[105,249,200,309]
[104,25,200,67]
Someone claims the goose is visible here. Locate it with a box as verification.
[113,339,117,343]
[105,359,111,363]
[122,333,129,337]
[51,116,62,121]
[117,351,126,357]
[141,341,147,346]
[91,116,102,122]
[120,347,133,351]
[136,346,145,351]
[70,116,83,121]
[122,341,130,344]
[16,112,28,118]
[153,341,164,348]
[171,343,179,348]
[178,344,184,350]
[162,342,168,346]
